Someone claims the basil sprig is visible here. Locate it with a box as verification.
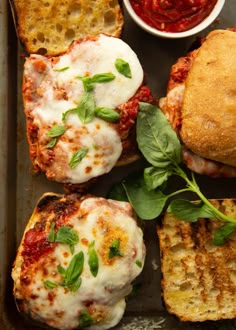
[48,222,79,254]
[88,241,99,277]
[46,125,67,148]
[78,309,93,328]
[110,102,236,246]
[115,58,132,78]
[58,251,84,292]
[69,148,89,169]
[109,238,123,259]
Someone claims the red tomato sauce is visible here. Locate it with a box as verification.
[130,0,218,32]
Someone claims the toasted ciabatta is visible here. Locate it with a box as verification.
[157,199,236,322]
[22,34,154,187]
[10,0,124,56]
[12,192,145,330]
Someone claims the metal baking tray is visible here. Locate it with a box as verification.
[1,0,236,328]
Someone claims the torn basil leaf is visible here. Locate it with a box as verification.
[109,238,123,259]
[115,58,132,78]
[88,241,99,277]
[95,107,120,122]
[69,148,89,169]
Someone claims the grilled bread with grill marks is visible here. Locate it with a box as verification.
[157,199,236,322]
[9,0,124,56]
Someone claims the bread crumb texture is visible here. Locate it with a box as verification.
[158,199,236,322]
[13,0,124,55]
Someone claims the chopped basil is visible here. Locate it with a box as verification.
[46,137,57,148]
[48,222,56,242]
[78,309,93,328]
[135,259,142,268]
[95,107,120,122]
[88,241,99,277]
[58,251,84,292]
[62,107,77,123]
[69,148,89,169]
[44,280,58,289]
[53,66,70,72]
[109,238,123,259]
[48,223,79,254]
[55,226,79,254]
[115,58,132,78]
[77,91,96,124]
[48,125,67,138]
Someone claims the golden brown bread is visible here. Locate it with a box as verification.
[10,0,124,56]
[180,30,236,168]
[157,199,236,322]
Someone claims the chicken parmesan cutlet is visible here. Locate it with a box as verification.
[159,28,236,177]
[12,193,146,330]
[23,34,154,186]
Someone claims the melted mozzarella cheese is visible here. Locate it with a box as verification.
[12,196,146,330]
[24,34,144,184]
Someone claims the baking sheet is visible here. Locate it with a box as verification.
[1,0,236,329]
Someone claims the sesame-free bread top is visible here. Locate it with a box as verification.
[10,0,124,56]
[157,199,236,322]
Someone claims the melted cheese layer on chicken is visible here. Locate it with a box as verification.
[23,34,144,184]
[12,193,145,330]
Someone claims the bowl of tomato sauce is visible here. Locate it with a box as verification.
[123,0,225,38]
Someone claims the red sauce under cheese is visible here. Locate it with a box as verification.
[130,0,218,32]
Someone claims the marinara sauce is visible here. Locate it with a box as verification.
[130,0,218,32]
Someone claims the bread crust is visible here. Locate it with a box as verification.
[157,199,236,322]
[180,30,236,167]
[10,0,124,56]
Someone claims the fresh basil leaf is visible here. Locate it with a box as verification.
[88,241,99,277]
[46,137,57,148]
[136,103,181,168]
[115,58,132,78]
[78,310,93,328]
[53,66,69,72]
[168,199,216,222]
[57,265,66,276]
[81,76,95,92]
[123,175,168,220]
[55,226,79,254]
[213,223,236,246]
[44,280,58,289]
[107,182,128,202]
[109,238,123,259]
[48,125,67,138]
[58,252,84,291]
[62,107,77,123]
[77,91,96,124]
[144,166,173,191]
[95,107,120,122]
[91,73,115,84]
[135,259,142,268]
[65,251,84,284]
[48,222,56,242]
[69,148,89,169]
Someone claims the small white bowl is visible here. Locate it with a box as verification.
[123,0,225,39]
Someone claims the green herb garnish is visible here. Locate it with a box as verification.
[44,280,58,289]
[78,309,93,328]
[95,107,120,122]
[46,125,67,148]
[88,241,99,277]
[109,238,123,259]
[69,148,89,169]
[135,259,142,268]
[115,58,132,78]
[53,66,70,72]
[48,223,79,254]
[58,251,84,292]
[113,103,236,246]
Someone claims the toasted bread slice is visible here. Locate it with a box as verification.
[157,199,236,322]
[10,0,124,56]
